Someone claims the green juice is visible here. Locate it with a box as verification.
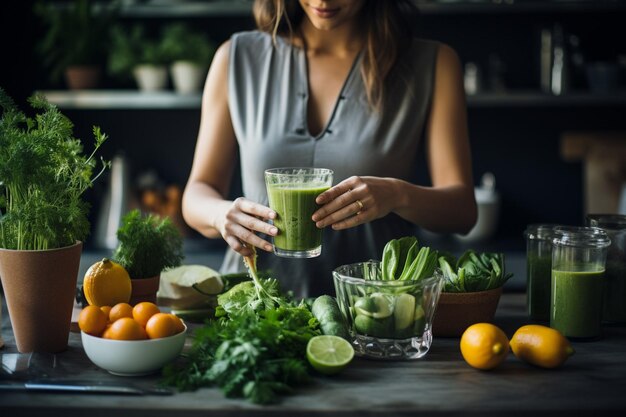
[551,268,604,339]
[527,254,552,321]
[267,184,329,252]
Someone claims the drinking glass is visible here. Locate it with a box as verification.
[264,168,333,258]
[551,226,611,339]
[586,214,626,324]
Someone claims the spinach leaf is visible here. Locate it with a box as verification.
[381,236,438,281]
[439,250,513,293]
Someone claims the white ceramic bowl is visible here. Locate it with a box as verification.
[81,326,187,376]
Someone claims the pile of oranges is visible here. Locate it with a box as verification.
[78,301,185,340]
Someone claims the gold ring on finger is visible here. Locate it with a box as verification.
[355,199,364,215]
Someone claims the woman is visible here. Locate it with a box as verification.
[182,0,477,297]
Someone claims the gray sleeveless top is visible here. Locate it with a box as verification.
[221,30,439,298]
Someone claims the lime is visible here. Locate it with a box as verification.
[306,335,354,375]
[354,293,392,319]
[354,314,394,338]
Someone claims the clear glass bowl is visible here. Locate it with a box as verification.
[333,261,443,360]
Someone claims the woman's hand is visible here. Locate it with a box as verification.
[216,197,278,257]
[312,176,400,230]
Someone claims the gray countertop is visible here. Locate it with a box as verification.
[2,293,625,416]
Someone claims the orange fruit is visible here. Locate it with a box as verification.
[169,314,185,334]
[145,313,178,339]
[82,258,132,307]
[100,306,112,320]
[510,324,574,369]
[132,302,161,327]
[106,317,147,340]
[102,324,113,339]
[78,305,108,336]
[109,302,133,323]
[460,323,510,370]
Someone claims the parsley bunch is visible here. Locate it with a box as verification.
[163,305,318,404]
[162,247,321,404]
[0,88,109,250]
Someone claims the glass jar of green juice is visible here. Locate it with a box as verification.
[586,214,626,324]
[524,224,559,321]
[551,226,611,340]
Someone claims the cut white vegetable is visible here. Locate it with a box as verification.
[158,265,224,309]
[394,293,416,330]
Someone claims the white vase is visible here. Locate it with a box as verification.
[133,64,168,92]
[170,61,206,94]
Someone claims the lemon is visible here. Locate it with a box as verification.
[306,335,354,375]
[83,258,132,307]
[460,323,510,370]
[510,324,574,369]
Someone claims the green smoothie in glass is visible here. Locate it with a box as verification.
[550,226,611,340]
[265,168,333,258]
[551,268,604,339]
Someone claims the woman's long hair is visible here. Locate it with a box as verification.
[253,0,418,111]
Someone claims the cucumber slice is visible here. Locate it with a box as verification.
[394,293,416,330]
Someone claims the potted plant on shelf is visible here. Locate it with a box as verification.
[112,209,184,305]
[108,24,170,92]
[34,0,119,90]
[161,23,216,94]
[0,88,109,352]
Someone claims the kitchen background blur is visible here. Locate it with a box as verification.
[1,0,626,287]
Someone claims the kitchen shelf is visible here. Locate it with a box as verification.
[38,90,202,109]
[39,89,626,110]
[56,0,626,18]
[466,91,626,107]
[416,0,626,15]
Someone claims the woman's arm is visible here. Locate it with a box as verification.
[313,43,477,235]
[394,43,477,233]
[182,40,277,256]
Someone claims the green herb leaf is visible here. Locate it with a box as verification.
[0,88,109,250]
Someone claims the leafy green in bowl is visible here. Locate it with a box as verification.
[438,250,513,293]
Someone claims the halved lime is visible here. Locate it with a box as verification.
[306,335,354,375]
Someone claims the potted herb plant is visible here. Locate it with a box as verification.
[34,0,119,90]
[112,209,184,305]
[161,23,216,94]
[0,88,109,352]
[108,24,170,92]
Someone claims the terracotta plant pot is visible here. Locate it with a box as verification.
[65,66,101,90]
[432,286,503,338]
[129,275,160,306]
[0,242,83,353]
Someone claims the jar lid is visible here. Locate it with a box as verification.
[552,226,611,248]
[586,214,626,230]
[524,223,560,240]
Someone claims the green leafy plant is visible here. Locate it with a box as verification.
[381,236,438,281]
[34,0,119,83]
[108,24,170,80]
[162,247,321,404]
[112,209,184,279]
[160,23,216,66]
[438,250,513,292]
[0,88,109,250]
